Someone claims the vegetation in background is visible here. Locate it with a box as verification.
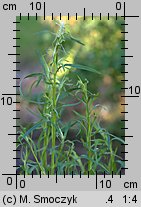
[17,20,125,175]
[17,16,125,135]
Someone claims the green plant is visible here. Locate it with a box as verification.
[17,21,124,175]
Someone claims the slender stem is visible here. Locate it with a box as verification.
[50,41,59,174]
[51,73,57,174]
[86,100,92,172]
[42,73,50,170]
[83,83,92,172]
[42,107,48,170]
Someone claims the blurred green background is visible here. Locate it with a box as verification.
[16,16,125,139]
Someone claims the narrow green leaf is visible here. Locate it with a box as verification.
[24,73,43,79]
[62,101,82,107]
[111,137,125,144]
[35,75,43,87]
[73,110,86,120]
[108,133,125,144]
[64,64,101,75]
[29,80,38,94]
[35,30,55,36]
[69,36,85,46]
[67,87,80,92]
[40,55,50,79]
[22,120,44,139]
[98,163,110,174]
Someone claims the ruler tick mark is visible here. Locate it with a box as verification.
[121,95,139,98]
[16,172,18,189]
[44,2,45,20]
[121,40,128,42]
[121,72,128,74]
[121,103,128,105]
[13,110,20,112]
[123,2,126,20]
[121,15,139,18]
[13,46,20,48]
[13,38,20,40]
[13,77,20,80]
[84,8,85,20]
[8,133,20,136]
[121,151,128,154]
[13,157,20,160]
[13,22,20,24]
[8,54,20,56]
[121,119,128,121]
[121,23,128,25]
[121,55,133,58]
[96,171,98,189]
[76,13,77,20]
[121,143,128,146]
[2,94,20,95]
[56,171,58,183]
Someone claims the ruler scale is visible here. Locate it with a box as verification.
[0,0,141,206]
